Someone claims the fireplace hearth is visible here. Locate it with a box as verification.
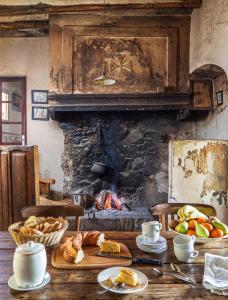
[60,111,182,230]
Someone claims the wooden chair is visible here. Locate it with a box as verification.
[39,178,56,199]
[150,203,217,231]
[21,205,85,231]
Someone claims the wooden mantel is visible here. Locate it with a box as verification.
[48,92,190,120]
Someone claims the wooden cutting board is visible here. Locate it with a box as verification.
[51,242,132,269]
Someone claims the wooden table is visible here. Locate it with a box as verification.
[0,231,228,300]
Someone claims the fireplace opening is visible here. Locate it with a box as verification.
[60,111,180,230]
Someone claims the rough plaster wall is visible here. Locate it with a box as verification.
[190,0,228,140]
[0,38,64,194]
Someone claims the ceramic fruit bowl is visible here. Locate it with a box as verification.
[169,205,228,243]
[169,227,228,243]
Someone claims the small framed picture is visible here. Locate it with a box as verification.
[31,90,48,104]
[216,90,223,105]
[32,106,49,121]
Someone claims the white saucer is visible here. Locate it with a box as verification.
[136,242,167,251]
[97,267,148,294]
[136,235,167,247]
[136,240,167,248]
[137,243,167,254]
[8,272,50,291]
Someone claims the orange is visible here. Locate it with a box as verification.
[188,220,197,230]
[210,229,224,238]
[187,229,196,236]
[201,222,213,232]
[196,217,207,224]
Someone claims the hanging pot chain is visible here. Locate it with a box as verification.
[93,120,102,163]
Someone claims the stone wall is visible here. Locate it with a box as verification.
[60,111,184,210]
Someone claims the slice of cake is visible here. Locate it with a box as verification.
[115,268,138,287]
[100,240,121,253]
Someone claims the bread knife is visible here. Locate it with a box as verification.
[132,258,163,266]
[95,252,163,265]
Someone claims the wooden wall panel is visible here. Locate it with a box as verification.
[0,146,39,229]
[0,152,11,230]
[11,152,27,223]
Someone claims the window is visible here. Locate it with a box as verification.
[0,77,26,145]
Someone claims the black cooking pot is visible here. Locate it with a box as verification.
[90,162,115,182]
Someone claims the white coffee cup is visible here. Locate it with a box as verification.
[142,221,162,243]
[13,241,47,288]
[173,235,199,262]
[173,234,196,248]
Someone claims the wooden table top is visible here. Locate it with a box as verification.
[1,231,228,300]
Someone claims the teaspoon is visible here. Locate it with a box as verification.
[97,282,125,294]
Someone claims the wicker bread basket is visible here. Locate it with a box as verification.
[8,217,68,246]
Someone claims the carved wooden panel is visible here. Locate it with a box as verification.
[49,14,190,95]
[72,28,177,94]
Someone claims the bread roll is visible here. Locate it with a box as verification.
[60,231,105,264]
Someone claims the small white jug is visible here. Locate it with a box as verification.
[13,241,47,288]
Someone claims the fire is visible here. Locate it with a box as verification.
[95,190,124,210]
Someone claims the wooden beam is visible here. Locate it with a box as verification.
[48,92,190,120]
[0,20,48,37]
[0,1,202,17]
[0,14,49,23]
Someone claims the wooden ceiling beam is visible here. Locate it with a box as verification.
[0,20,48,37]
[0,1,202,17]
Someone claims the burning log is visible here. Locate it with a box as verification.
[104,192,111,210]
[95,190,126,211]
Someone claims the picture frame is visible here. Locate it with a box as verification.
[216,90,223,105]
[31,90,48,104]
[32,106,49,121]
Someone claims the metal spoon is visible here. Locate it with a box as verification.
[171,263,198,286]
[97,282,125,294]
[153,268,193,284]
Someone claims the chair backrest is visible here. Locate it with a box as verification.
[21,205,85,231]
[150,203,217,231]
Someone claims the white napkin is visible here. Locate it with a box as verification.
[203,253,228,296]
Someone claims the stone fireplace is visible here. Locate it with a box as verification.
[59,111,182,230]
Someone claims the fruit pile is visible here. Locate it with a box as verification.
[169,205,228,238]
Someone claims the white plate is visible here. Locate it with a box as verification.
[136,242,167,251]
[97,267,148,294]
[137,243,168,254]
[169,227,228,243]
[136,235,167,247]
[137,247,167,254]
[136,241,167,249]
[8,272,50,291]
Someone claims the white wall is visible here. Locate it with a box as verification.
[190,0,228,140]
[187,0,228,221]
[0,37,64,193]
